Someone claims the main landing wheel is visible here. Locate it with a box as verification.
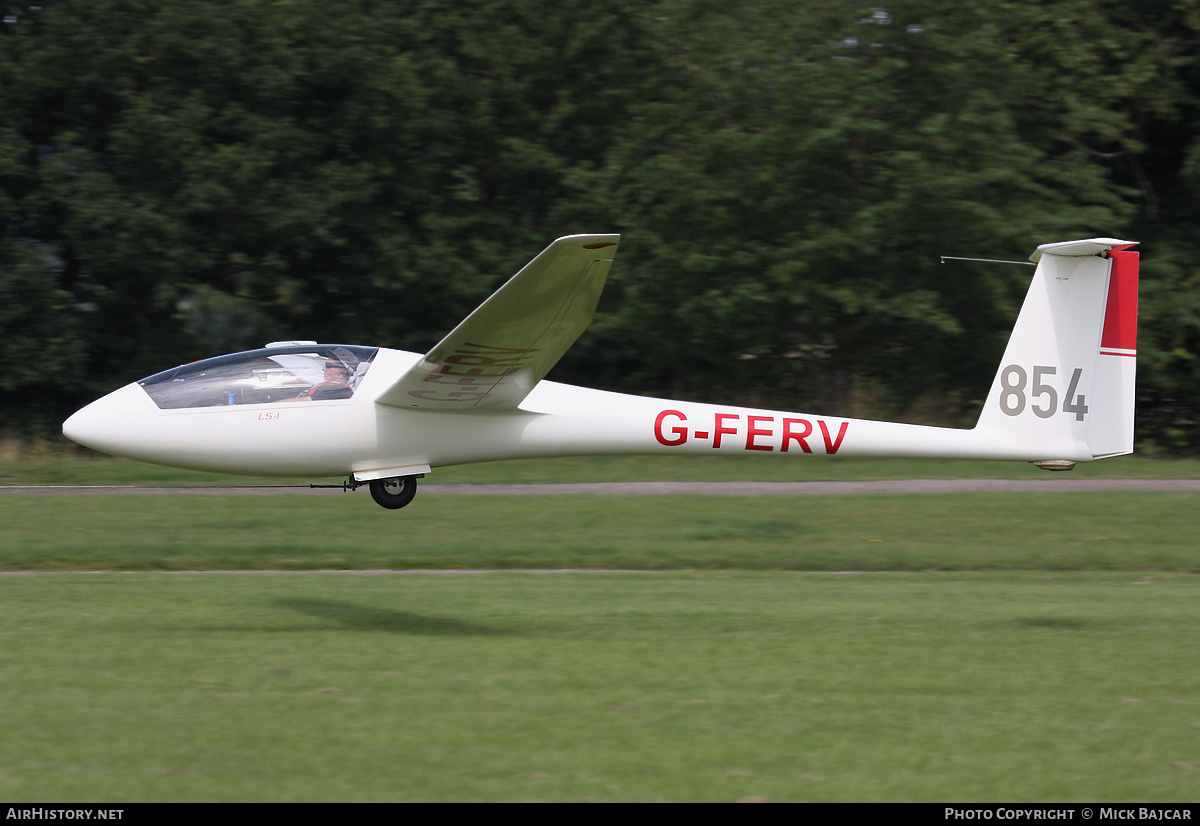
[369,476,418,510]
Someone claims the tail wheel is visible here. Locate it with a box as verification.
[369,476,418,509]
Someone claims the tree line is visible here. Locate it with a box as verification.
[3,0,1199,451]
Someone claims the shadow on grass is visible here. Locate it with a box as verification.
[1010,616,1097,630]
[275,597,513,636]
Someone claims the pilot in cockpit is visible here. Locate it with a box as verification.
[287,348,360,402]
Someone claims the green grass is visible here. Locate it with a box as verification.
[0,571,1197,801]
[1,491,1197,572]
[2,456,1198,801]
[3,450,1200,488]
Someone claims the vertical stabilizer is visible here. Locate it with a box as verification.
[975,238,1138,462]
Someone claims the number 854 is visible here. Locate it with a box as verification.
[999,365,1088,421]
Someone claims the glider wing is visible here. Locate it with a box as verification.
[375,234,619,410]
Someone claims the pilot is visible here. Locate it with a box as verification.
[290,349,359,402]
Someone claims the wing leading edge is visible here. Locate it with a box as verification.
[375,234,620,410]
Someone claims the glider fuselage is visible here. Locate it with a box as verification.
[63,343,1091,482]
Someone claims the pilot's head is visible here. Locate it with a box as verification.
[324,349,360,383]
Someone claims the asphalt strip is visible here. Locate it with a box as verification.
[2,480,1199,495]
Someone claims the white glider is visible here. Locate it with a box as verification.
[63,235,1139,508]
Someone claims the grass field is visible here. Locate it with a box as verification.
[1,453,1198,801]
[1,571,1197,802]
[1,491,1198,572]
[4,450,1200,487]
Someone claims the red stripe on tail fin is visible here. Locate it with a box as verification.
[1101,245,1139,353]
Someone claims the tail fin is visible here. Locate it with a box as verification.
[975,238,1139,464]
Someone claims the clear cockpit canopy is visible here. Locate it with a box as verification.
[138,345,379,410]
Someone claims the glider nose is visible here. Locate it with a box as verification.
[63,383,155,458]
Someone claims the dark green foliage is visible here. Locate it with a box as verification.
[0,239,84,429]
[2,1,1200,445]
[0,0,660,401]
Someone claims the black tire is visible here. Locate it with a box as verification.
[369,476,417,509]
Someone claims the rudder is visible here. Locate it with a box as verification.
[1089,244,1139,457]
